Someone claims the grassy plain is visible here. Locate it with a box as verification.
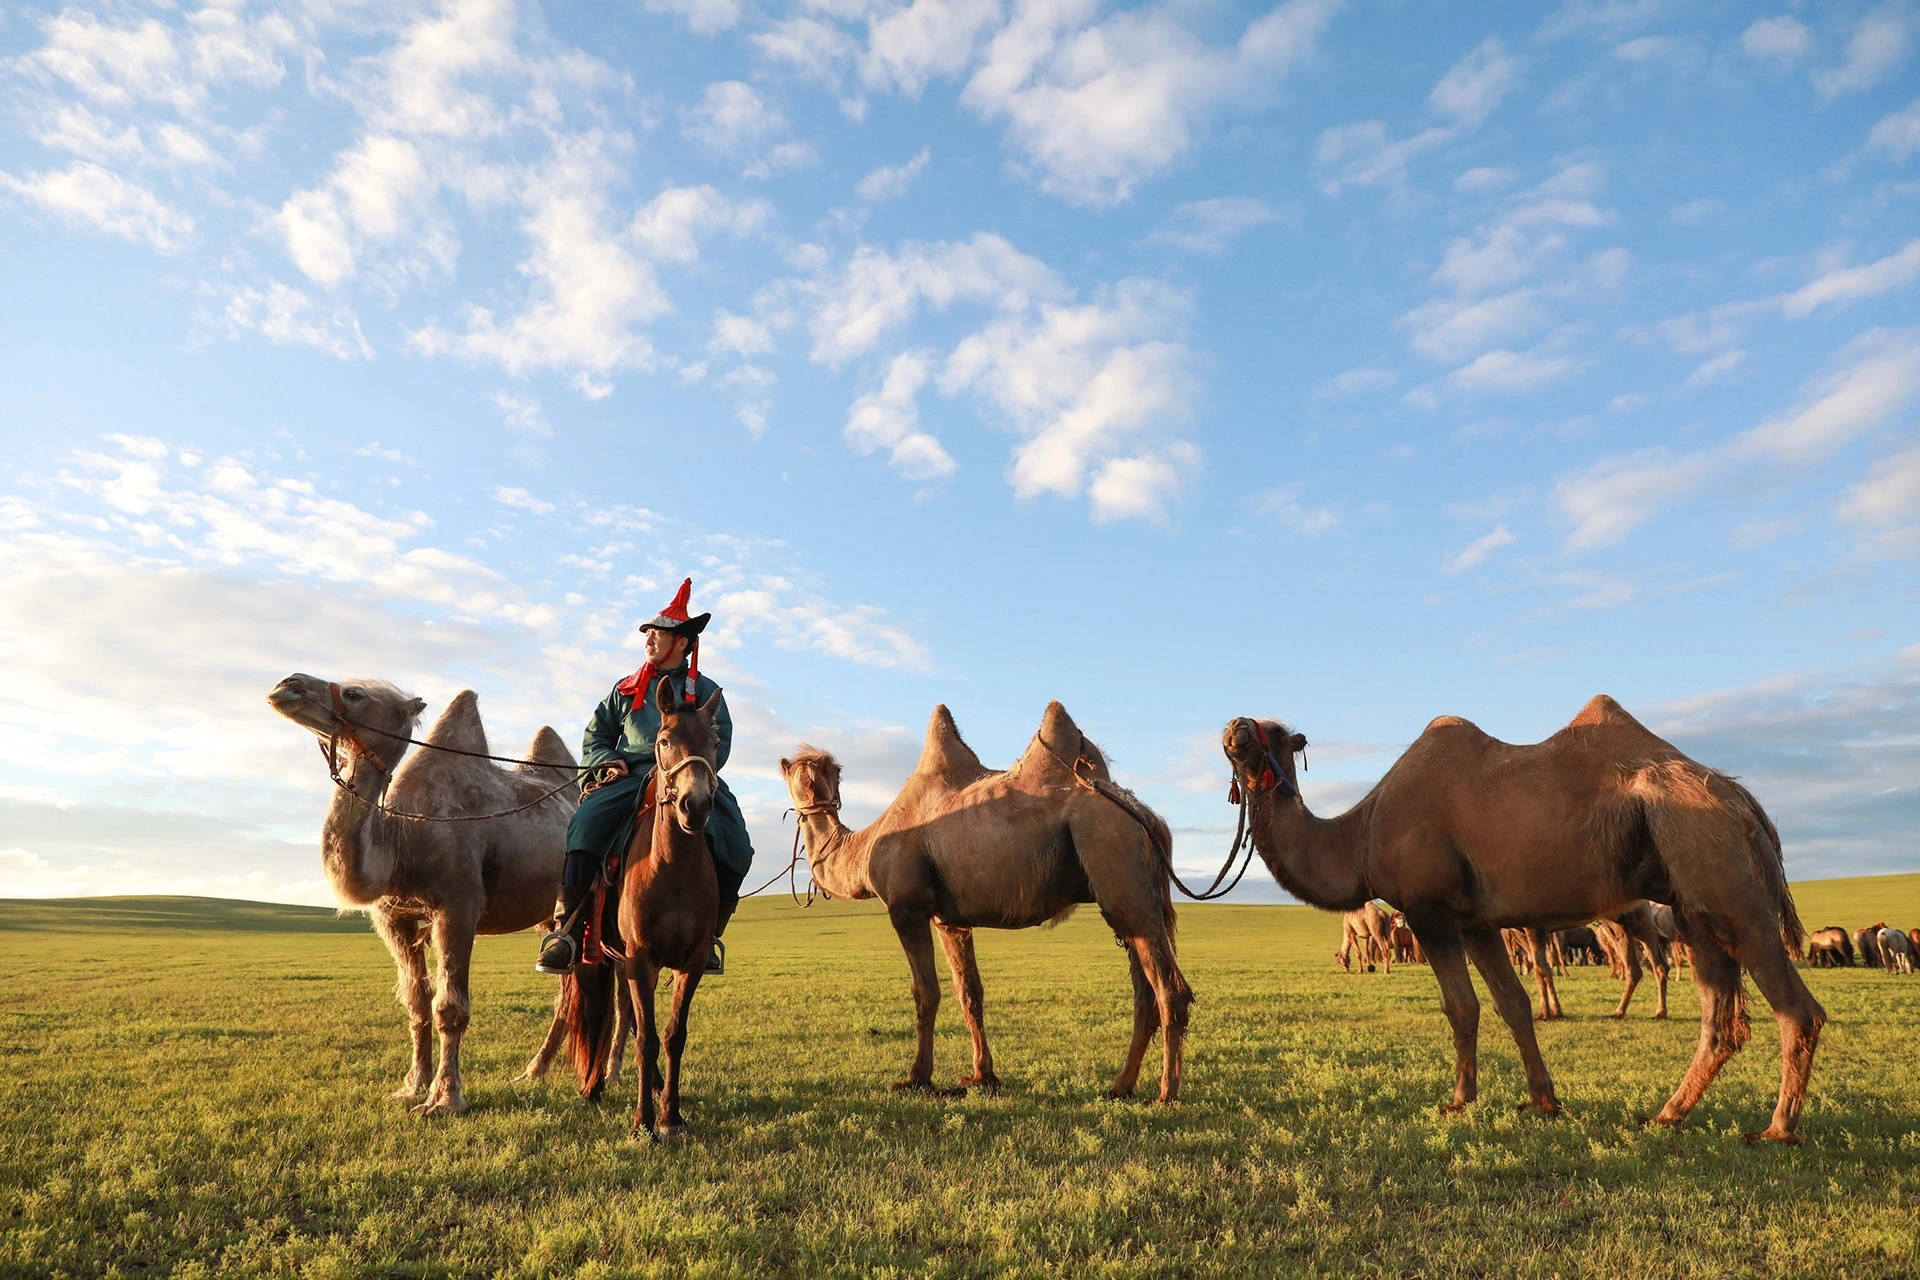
[3,876,1919,1279]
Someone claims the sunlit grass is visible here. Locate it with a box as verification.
[3,878,1918,1277]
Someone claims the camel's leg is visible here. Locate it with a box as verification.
[1611,933,1643,1019]
[1464,927,1560,1115]
[1413,913,1479,1113]
[415,913,476,1116]
[1525,929,1563,1020]
[1336,923,1354,973]
[656,960,705,1138]
[628,963,662,1141]
[1734,932,1827,1145]
[1619,911,1671,1020]
[889,907,943,1091]
[936,926,998,1092]
[516,990,569,1082]
[1378,927,1392,976]
[1124,932,1191,1105]
[603,979,636,1089]
[371,911,433,1100]
[1108,945,1157,1101]
[1648,925,1749,1132]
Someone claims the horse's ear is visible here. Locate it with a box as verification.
[697,688,722,722]
[1290,732,1307,754]
[407,698,427,718]
[654,675,678,714]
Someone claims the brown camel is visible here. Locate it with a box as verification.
[1222,695,1824,1143]
[780,702,1192,1102]
[1806,926,1853,967]
[1878,927,1915,975]
[562,678,725,1138]
[268,673,579,1114]
[1337,901,1394,973]
[1391,913,1425,964]
[1592,902,1671,1019]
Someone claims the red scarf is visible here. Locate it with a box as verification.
[614,637,699,704]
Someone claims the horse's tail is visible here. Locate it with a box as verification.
[561,959,618,1100]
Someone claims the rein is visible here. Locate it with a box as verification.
[1033,739,1253,902]
[312,684,583,824]
[739,802,837,907]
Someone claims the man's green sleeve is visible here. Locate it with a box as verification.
[581,690,624,770]
[712,688,733,771]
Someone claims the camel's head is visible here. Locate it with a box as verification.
[267,672,426,775]
[1222,717,1307,802]
[654,676,720,835]
[778,745,842,817]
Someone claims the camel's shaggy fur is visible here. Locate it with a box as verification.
[781,701,1192,1102]
[1223,693,1825,1144]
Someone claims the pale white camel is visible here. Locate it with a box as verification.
[269,672,590,1114]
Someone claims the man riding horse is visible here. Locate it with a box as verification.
[535,578,755,976]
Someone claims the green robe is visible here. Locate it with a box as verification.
[570,667,755,878]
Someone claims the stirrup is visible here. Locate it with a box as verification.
[534,932,578,976]
[704,938,725,976]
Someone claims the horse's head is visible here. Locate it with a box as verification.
[1222,716,1307,801]
[654,676,719,835]
[778,745,842,817]
[267,672,425,777]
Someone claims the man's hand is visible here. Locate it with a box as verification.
[583,759,629,794]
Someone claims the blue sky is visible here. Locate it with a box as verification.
[2,0,1917,905]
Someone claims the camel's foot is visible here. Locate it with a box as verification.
[391,1081,428,1101]
[1639,1113,1684,1130]
[1608,1011,1626,1020]
[1742,1127,1803,1146]
[956,1073,1001,1095]
[411,1084,468,1117]
[512,1060,550,1084]
[1653,1010,1669,1021]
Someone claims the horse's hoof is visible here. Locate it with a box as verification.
[891,1078,935,1093]
[1438,1102,1468,1115]
[957,1075,1001,1095]
[657,1123,690,1141]
[1518,1099,1562,1118]
[627,1129,659,1145]
[1151,1095,1182,1108]
[1742,1128,1803,1146]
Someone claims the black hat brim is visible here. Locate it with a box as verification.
[639,612,710,636]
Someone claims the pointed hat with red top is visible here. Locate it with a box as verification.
[638,578,710,636]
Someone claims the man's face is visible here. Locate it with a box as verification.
[644,628,688,666]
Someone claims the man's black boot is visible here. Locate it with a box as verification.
[535,881,589,976]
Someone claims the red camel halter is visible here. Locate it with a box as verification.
[1227,720,1299,806]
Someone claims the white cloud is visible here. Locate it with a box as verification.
[492,485,555,514]
[492,390,551,436]
[961,0,1337,206]
[1778,239,1920,318]
[1454,166,1514,192]
[1734,327,1920,465]
[710,311,777,357]
[1441,523,1515,573]
[223,281,374,360]
[1740,16,1811,63]
[1685,348,1746,388]
[645,0,744,36]
[855,146,932,201]
[1401,288,1547,364]
[805,232,1062,366]
[681,80,819,178]
[1430,163,1614,296]
[1254,489,1340,536]
[1838,440,1920,526]
[864,0,1005,98]
[407,134,665,396]
[1867,99,1920,163]
[940,278,1196,519]
[845,350,959,480]
[750,18,862,95]
[1429,36,1517,128]
[1316,366,1397,399]
[1140,196,1280,253]
[0,161,193,253]
[1813,4,1914,98]
[275,134,443,286]
[629,184,771,262]
[1553,448,1714,549]
[1313,122,1451,195]
[1668,197,1723,223]
[1449,347,1577,393]
[15,4,298,113]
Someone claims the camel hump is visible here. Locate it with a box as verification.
[423,689,489,756]
[520,725,576,772]
[1037,700,1083,762]
[917,704,986,780]
[1569,694,1641,730]
[1424,714,1473,733]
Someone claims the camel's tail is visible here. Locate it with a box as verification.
[1624,760,1804,963]
[561,959,619,1101]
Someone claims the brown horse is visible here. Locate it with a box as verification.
[562,678,723,1140]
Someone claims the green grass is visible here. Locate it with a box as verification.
[3,876,1919,1279]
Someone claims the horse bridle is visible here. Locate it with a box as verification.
[653,734,718,809]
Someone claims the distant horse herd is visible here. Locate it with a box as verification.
[273,673,1840,1145]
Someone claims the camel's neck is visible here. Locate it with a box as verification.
[1248,788,1372,911]
[797,811,877,900]
[319,756,401,905]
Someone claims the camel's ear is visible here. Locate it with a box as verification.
[696,688,722,723]
[1289,732,1307,754]
[407,698,427,719]
[654,675,678,715]
[779,757,792,777]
